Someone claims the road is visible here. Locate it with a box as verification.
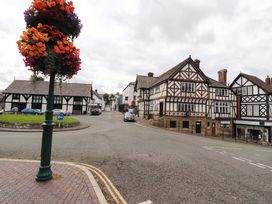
[0,112,272,204]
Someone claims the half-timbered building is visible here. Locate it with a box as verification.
[135,56,237,136]
[3,80,93,114]
[230,73,272,143]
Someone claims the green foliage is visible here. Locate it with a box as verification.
[0,114,78,125]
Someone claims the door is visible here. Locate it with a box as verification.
[195,121,201,134]
[212,122,216,136]
[159,102,163,117]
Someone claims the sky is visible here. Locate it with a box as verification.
[1,0,272,94]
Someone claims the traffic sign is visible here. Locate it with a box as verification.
[57,113,64,121]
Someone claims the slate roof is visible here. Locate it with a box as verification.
[4,80,92,97]
[239,73,272,93]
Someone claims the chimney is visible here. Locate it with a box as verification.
[265,76,270,85]
[218,69,227,85]
[148,72,154,77]
[95,89,98,93]
[194,59,200,68]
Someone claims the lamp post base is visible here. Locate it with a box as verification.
[36,165,53,181]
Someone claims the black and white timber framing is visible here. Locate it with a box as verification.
[230,73,272,143]
[135,56,237,137]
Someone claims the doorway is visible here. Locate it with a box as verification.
[195,121,201,134]
[159,102,163,117]
[212,122,216,136]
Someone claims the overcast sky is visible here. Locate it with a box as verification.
[1,0,272,93]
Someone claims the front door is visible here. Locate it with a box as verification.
[159,102,163,117]
[195,121,201,134]
[212,122,216,136]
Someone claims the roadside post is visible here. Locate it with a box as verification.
[57,114,64,128]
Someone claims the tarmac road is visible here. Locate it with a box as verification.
[0,111,272,204]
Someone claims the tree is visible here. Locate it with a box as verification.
[103,93,110,105]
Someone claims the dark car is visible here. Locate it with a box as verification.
[91,108,102,115]
[124,112,135,122]
[21,108,43,115]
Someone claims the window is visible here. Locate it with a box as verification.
[181,82,195,92]
[170,120,176,128]
[215,102,230,113]
[242,87,247,95]
[125,96,128,101]
[32,95,42,103]
[236,87,242,95]
[216,89,228,96]
[54,96,62,104]
[247,86,253,95]
[155,86,160,93]
[246,105,259,116]
[182,121,189,128]
[178,103,195,112]
[150,89,154,95]
[12,94,20,100]
[74,97,83,102]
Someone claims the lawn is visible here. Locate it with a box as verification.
[0,114,79,125]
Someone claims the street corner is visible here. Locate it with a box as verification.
[0,159,106,204]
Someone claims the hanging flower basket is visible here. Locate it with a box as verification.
[24,0,82,39]
[17,23,81,79]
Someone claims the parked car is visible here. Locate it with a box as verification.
[90,108,102,115]
[0,109,3,115]
[21,108,43,115]
[124,112,135,122]
[53,109,70,116]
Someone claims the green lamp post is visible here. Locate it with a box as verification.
[17,0,82,181]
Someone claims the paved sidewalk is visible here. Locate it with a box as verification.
[136,117,271,147]
[0,159,107,204]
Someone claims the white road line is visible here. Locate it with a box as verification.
[202,146,213,150]
[137,200,153,204]
[237,157,252,162]
[257,163,272,169]
[256,149,272,153]
[219,151,227,155]
[212,146,241,150]
[232,157,246,162]
[249,162,266,169]
[134,123,147,128]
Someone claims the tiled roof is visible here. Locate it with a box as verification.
[136,57,211,89]
[135,75,158,89]
[208,77,228,88]
[4,80,92,97]
[240,73,272,93]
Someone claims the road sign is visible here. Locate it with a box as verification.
[57,113,64,121]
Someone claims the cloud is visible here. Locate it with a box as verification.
[1,0,272,92]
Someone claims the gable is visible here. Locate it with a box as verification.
[231,76,253,88]
[172,64,206,82]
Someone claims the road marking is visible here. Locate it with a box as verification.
[232,157,246,162]
[256,149,272,153]
[134,123,147,128]
[257,163,272,169]
[237,157,252,162]
[249,162,266,169]
[219,151,227,155]
[212,146,241,150]
[137,200,153,204]
[202,146,213,150]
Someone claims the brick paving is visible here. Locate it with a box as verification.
[0,160,101,204]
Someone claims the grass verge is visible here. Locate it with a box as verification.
[0,114,79,125]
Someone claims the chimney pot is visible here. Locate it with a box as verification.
[218,69,227,85]
[194,59,200,68]
[95,89,98,93]
[265,76,270,85]
[148,72,154,77]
